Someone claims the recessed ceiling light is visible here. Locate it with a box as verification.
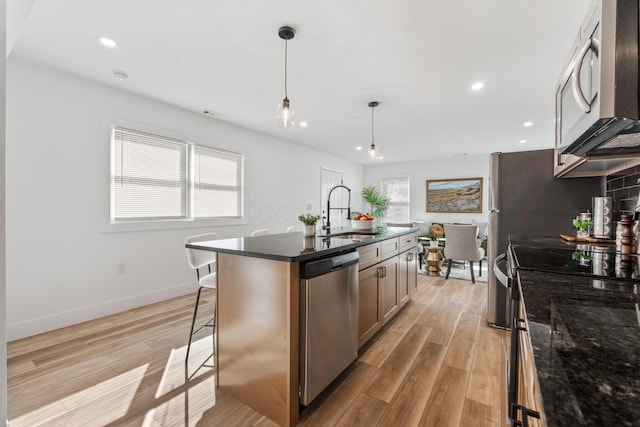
[356,146,363,151]
[299,121,308,128]
[99,36,118,48]
[471,82,484,91]
[377,156,384,160]
[519,139,527,144]
[523,121,533,127]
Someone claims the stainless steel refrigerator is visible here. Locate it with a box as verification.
[487,149,601,328]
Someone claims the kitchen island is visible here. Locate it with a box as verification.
[508,236,640,426]
[186,226,418,427]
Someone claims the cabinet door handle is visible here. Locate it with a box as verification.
[377,266,384,278]
[516,318,527,332]
[513,404,540,427]
[382,266,387,277]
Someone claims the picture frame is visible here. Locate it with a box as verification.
[426,177,483,213]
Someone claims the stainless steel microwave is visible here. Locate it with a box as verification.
[555,0,639,162]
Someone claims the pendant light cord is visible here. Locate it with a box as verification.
[371,104,375,145]
[283,39,288,99]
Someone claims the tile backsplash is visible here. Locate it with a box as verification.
[606,165,640,220]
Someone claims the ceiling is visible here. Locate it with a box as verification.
[10,0,591,164]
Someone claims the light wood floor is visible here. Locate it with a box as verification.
[7,271,510,427]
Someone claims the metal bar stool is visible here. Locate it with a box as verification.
[184,232,218,363]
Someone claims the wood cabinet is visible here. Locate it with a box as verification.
[357,242,381,269]
[380,256,400,323]
[357,237,418,348]
[358,262,383,347]
[399,233,418,252]
[513,300,545,427]
[398,247,418,301]
[381,237,399,258]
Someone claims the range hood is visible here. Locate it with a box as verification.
[554,152,640,178]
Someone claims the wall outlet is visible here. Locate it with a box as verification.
[116,262,127,274]
[307,204,312,211]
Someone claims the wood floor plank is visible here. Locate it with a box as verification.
[448,278,473,304]
[334,393,387,427]
[375,341,447,427]
[455,312,481,341]
[297,361,377,427]
[387,300,426,334]
[460,398,502,427]
[358,329,405,368]
[8,364,121,417]
[465,281,488,318]
[424,301,464,346]
[466,322,507,410]
[443,335,475,372]
[8,399,68,427]
[418,365,469,427]
[363,324,432,402]
[411,276,443,306]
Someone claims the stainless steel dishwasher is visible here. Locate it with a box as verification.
[299,250,359,406]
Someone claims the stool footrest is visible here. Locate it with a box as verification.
[191,317,216,336]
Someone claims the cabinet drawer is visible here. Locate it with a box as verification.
[381,238,399,259]
[398,233,417,252]
[357,242,381,270]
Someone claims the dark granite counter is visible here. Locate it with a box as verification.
[510,236,640,426]
[517,270,639,427]
[510,235,640,282]
[185,226,417,262]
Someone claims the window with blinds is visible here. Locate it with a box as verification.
[382,177,410,223]
[192,145,242,218]
[111,127,243,222]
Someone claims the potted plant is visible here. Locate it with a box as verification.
[425,233,440,248]
[298,213,321,237]
[360,186,390,226]
[572,213,592,239]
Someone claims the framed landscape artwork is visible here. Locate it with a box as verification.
[426,177,483,213]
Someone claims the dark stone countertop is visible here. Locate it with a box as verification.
[509,235,640,282]
[510,236,640,426]
[185,226,418,262]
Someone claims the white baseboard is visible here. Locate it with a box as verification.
[6,282,196,341]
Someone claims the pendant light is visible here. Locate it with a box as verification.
[368,101,379,160]
[278,26,295,128]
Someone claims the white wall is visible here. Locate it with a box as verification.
[363,154,491,232]
[6,58,362,340]
[1,0,7,423]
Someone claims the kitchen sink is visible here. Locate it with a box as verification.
[324,231,377,237]
[324,232,377,242]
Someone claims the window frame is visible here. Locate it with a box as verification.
[381,177,410,223]
[108,124,246,232]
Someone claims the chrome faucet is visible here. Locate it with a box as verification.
[322,184,351,232]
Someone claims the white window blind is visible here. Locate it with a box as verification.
[192,145,242,218]
[112,128,188,221]
[382,177,410,223]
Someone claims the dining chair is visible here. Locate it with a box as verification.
[442,224,484,283]
[251,228,270,236]
[286,226,298,232]
[184,232,218,363]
